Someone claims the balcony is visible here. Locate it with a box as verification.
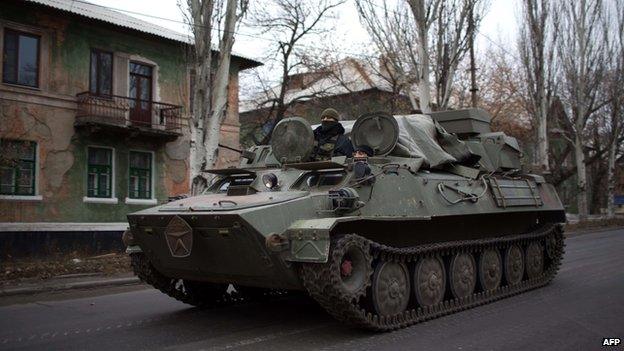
[75,92,187,141]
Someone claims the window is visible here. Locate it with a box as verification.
[129,62,153,125]
[0,139,36,195]
[2,29,40,87]
[87,147,113,198]
[89,50,113,95]
[208,176,256,194]
[129,151,152,199]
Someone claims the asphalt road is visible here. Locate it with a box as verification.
[1,228,623,351]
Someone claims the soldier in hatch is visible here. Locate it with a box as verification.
[353,144,374,159]
[352,145,374,185]
[311,108,354,161]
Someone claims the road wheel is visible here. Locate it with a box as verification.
[526,242,544,278]
[479,249,502,291]
[414,256,446,307]
[371,261,411,316]
[504,245,524,285]
[330,235,373,301]
[449,252,476,299]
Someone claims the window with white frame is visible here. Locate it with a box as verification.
[0,139,36,196]
[128,151,152,199]
[87,147,113,198]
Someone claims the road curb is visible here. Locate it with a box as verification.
[565,225,624,238]
[0,277,141,297]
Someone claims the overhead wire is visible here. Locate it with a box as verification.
[72,0,382,61]
[73,0,520,66]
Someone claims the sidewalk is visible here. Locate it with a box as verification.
[0,272,140,297]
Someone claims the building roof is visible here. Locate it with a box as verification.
[25,0,261,68]
[615,195,624,206]
[240,57,401,113]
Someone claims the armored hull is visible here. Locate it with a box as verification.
[125,109,566,330]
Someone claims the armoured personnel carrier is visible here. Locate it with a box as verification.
[123,109,565,331]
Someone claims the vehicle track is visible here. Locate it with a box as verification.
[300,224,565,331]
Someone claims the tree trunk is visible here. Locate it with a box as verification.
[606,133,617,218]
[203,0,239,172]
[519,0,552,174]
[416,40,432,113]
[189,125,207,192]
[407,0,432,113]
[188,0,214,194]
[469,3,478,108]
[574,131,589,219]
[536,95,549,172]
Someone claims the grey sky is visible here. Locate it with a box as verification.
[86,0,519,57]
[86,0,519,97]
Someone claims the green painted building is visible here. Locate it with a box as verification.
[0,0,260,242]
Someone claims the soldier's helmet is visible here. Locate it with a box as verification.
[320,108,340,121]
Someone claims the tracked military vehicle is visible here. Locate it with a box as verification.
[123,109,565,331]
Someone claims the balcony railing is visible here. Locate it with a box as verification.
[76,92,187,134]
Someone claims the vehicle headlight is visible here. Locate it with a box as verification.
[262,173,278,189]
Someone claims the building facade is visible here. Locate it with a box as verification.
[239,58,413,147]
[0,0,259,231]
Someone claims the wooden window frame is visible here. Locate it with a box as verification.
[129,61,153,102]
[0,139,37,196]
[89,49,114,96]
[128,151,153,200]
[2,28,40,88]
[87,147,113,198]
[128,61,154,126]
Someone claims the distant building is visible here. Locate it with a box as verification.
[0,0,260,241]
[615,195,624,214]
[239,58,413,146]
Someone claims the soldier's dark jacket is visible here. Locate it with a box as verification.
[312,122,354,160]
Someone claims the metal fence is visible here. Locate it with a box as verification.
[76,92,187,132]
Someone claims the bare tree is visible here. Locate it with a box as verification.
[606,0,624,218]
[247,0,344,144]
[555,0,609,219]
[430,0,486,109]
[361,54,415,114]
[356,0,485,112]
[355,0,422,110]
[187,0,213,194]
[187,0,248,193]
[517,0,558,173]
[455,47,531,140]
[406,0,437,112]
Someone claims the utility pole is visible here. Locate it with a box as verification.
[468,1,478,107]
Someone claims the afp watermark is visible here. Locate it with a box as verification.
[603,338,621,346]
